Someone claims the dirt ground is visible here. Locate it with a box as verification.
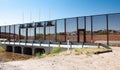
[0,47,120,70]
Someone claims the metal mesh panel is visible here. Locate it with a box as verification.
[28,23,35,40]
[108,14,120,46]
[66,17,77,42]
[15,25,19,40]
[56,19,65,42]
[78,17,85,29]
[0,26,6,39]
[36,22,44,40]
[92,15,107,44]
[78,17,85,42]
[20,24,27,40]
[45,21,56,41]
[6,26,9,40]
[86,16,92,42]
[10,25,14,40]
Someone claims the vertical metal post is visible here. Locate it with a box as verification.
[19,26,21,40]
[84,16,86,42]
[9,25,11,41]
[46,21,51,52]
[91,16,93,42]
[4,26,6,44]
[32,48,35,55]
[14,25,15,45]
[67,40,70,54]
[26,26,28,41]
[106,14,109,46]
[12,46,14,53]
[77,17,79,42]
[49,25,50,41]
[55,20,57,42]
[64,19,66,42]
[5,26,6,39]
[19,26,21,45]
[34,23,36,40]
[44,22,46,40]
[8,25,10,44]
[25,25,28,46]
[48,23,50,52]
[21,47,24,54]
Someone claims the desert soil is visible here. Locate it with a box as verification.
[0,47,120,70]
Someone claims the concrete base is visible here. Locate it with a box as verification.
[2,41,106,55]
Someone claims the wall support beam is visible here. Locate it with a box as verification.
[91,16,93,42]
[32,48,35,55]
[106,14,109,46]
[12,46,15,53]
[21,47,24,54]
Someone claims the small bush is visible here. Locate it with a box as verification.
[51,45,61,54]
[36,52,46,58]
[46,52,51,55]
[0,46,5,52]
[36,52,42,58]
[74,48,80,52]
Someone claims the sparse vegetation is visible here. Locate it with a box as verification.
[35,45,61,58]
[72,47,111,55]
[0,52,33,62]
[36,52,41,57]
[35,46,111,59]
[50,45,61,54]
[36,52,45,58]
[0,46,5,52]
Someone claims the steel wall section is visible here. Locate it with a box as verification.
[56,19,65,42]
[0,13,120,45]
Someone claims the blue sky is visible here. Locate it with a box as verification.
[0,0,120,26]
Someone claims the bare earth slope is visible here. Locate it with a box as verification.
[0,47,120,70]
